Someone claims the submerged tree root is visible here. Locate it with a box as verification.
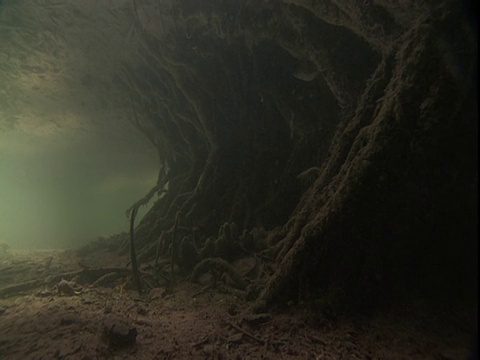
[190,258,247,290]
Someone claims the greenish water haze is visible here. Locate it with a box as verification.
[0,125,158,249]
[0,0,159,249]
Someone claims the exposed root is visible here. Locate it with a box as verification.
[190,258,248,290]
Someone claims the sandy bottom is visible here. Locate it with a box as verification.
[0,248,475,359]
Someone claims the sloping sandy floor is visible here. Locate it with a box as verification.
[0,248,476,359]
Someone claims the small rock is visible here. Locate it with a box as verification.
[101,319,138,349]
[36,289,54,298]
[149,288,164,300]
[57,279,81,296]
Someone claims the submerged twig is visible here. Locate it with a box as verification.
[170,210,181,283]
[130,205,143,296]
[223,319,266,345]
[154,230,165,276]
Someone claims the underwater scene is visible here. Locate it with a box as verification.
[0,0,477,359]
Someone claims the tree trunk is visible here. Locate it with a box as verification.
[121,0,477,311]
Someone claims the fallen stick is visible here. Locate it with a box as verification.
[192,284,213,298]
[223,319,266,345]
[0,279,42,298]
[0,267,131,298]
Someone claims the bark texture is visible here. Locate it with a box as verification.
[116,0,476,311]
